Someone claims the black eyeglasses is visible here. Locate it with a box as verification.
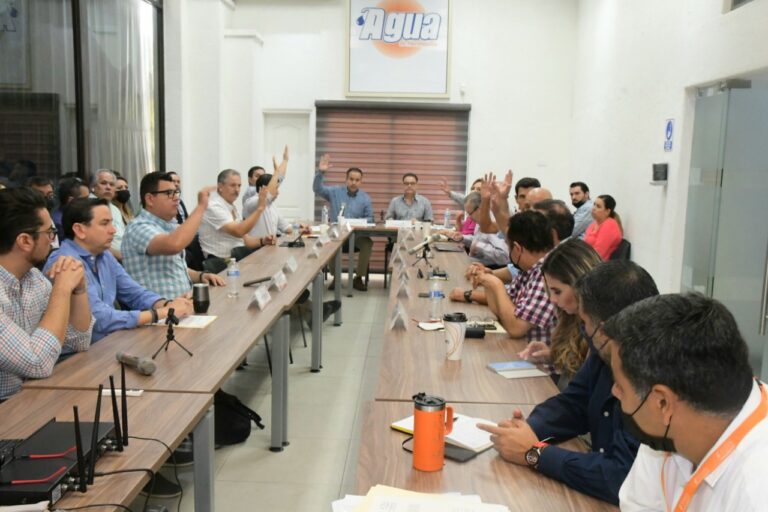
[149,189,181,198]
[27,226,58,240]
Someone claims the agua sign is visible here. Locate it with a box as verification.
[347,0,450,97]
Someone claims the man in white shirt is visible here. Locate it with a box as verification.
[569,181,593,239]
[243,173,293,238]
[90,169,126,261]
[604,293,767,512]
[199,169,272,259]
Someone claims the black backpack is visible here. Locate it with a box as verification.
[214,390,265,446]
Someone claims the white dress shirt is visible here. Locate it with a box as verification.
[198,191,244,258]
[619,380,768,512]
[243,194,290,238]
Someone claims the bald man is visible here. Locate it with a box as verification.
[524,188,553,210]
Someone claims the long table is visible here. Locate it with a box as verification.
[376,235,560,404]
[357,402,616,512]
[20,228,351,510]
[358,227,618,511]
[0,389,212,511]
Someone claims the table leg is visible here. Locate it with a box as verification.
[269,313,290,451]
[311,272,323,373]
[347,230,356,298]
[193,406,214,512]
[334,248,343,326]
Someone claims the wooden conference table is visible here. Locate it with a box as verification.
[20,228,350,510]
[357,228,618,511]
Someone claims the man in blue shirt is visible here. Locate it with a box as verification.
[478,260,659,504]
[313,154,373,291]
[569,181,593,239]
[45,198,193,343]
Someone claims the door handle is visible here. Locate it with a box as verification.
[760,238,768,336]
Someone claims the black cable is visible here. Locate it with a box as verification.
[93,468,154,512]
[128,435,184,512]
[55,504,133,512]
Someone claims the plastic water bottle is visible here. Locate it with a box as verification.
[443,208,451,229]
[429,280,443,321]
[321,205,329,225]
[227,259,240,298]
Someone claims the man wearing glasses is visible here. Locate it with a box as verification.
[45,197,193,343]
[0,188,93,400]
[385,173,433,222]
[122,172,225,298]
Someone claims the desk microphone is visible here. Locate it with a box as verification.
[407,234,445,255]
[116,352,157,376]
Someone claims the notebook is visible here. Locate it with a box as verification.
[391,413,495,453]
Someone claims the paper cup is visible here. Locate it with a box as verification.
[443,312,468,360]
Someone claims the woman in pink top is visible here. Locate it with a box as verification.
[583,194,622,260]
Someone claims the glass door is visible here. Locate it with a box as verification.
[711,87,768,376]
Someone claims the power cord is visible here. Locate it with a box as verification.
[128,435,183,512]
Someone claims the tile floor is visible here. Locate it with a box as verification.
[135,275,389,512]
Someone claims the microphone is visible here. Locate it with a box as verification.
[116,352,157,376]
[407,234,445,255]
[338,203,346,217]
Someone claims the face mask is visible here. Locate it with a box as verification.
[621,392,677,452]
[45,197,55,211]
[509,244,523,272]
[579,323,606,353]
[115,190,131,204]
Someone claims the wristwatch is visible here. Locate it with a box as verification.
[525,441,549,468]
[464,290,473,303]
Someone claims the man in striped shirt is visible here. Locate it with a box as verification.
[0,188,93,400]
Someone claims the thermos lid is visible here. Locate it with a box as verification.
[443,312,467,322]
[412,392,446,412]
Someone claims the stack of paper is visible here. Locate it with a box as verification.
[332,485,510,512]
[390,413,495,453]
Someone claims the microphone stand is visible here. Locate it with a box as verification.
[152,308,193,359]
[412,244,433,268]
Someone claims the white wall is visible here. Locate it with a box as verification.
[571,0,768,291]
[220,0,578,216]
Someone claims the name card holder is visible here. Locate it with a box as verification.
[389,301,407,330]
[271,270,288,292]
[250,285,272,310]
[308,245,321,259]
[284,256,298,274]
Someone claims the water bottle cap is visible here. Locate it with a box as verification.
[413,392,446,411]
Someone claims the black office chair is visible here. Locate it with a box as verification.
[202,257,227,275]
[185,235,205,271]
[609,239,631,260]
[231,245,256,262]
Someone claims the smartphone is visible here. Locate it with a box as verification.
[418,292,430,298]
[242,276,271,287]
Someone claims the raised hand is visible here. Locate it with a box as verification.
[318,154,332,172]
[197,186,216,208]
[439,178,451,196]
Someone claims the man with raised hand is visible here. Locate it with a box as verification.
[122,172,225,298]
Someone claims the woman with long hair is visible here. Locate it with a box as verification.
[519,239,603,386]
[583,194,622,260]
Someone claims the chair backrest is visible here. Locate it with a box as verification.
[185,234,205,271]
[202,257,227,275]
[609,238,631,260]
[231,245,256,262]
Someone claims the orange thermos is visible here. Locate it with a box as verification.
[412,392,453,472]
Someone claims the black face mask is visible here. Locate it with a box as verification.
[45,197,55,211]
[509,244,523,272]
[579,323,606,354]
[115,190,131,204]
[621,392,677,452]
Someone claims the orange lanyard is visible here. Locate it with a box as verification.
[661,384,767,512]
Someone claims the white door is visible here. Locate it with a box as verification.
[263,111,311,221]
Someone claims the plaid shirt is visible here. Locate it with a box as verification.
[123,210,192,299]
[507,256,557,343]
[0,265,92,400]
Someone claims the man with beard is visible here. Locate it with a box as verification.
[478,260,659,505]
[0,188,93,400]
[569,181,593,239]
